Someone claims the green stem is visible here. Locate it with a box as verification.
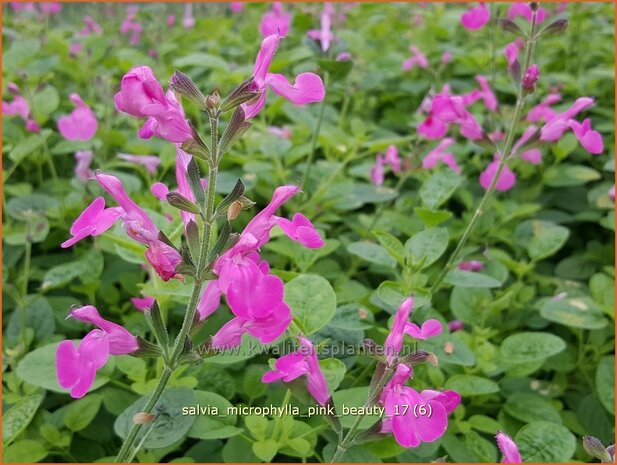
[429,9,539,295]
[115,112,220,463]
[302,71,329,194]
[330,366,394,463]
[19,218,33,349]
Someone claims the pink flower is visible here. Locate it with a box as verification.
[422,138,462,174]
[404,319,443,340]
[441,51,453,64]
[115,66,192,143]
[308,3,335,52]
[260,2,291,38]
[384,145,402,173]
[61,197,123,248]
[448,320,464,332]
[241,34,325,119]
[2,95,30,120]
[58,93,98,141]
[69,43,83,56]
[479,157,516,192]
[418,115,448,140]
[267,126,292,139]
[10,2,35,12]
[475,75,498,111]
[402,46,429,71]
[201,186,324,346]
[458,260,484,271]
[539,97,594,142]
[80,15,103,36]
[25,119,40,133]
[151,182,169,201]
[461,3,490,30]
[609,185,615,202]
[56,306,138,398]
[183,4,195,29]
[335,52,352,62]
[131,296,155,311]
[496,431,522,463]
[370,154,385,186]
[381,364,460,448]
[175,147,198,227]
[38,2,61,15]
[420,93,483,141]
[117,153,161,174]
[384,297,413,364]
[75,150,94,181]
[527,92,561,122]
[167,14,176,27]
[569,118,603,154]
[262,336,331,406]
[522,64,539,91]
[521,149,542,164]
[230,2,244,13]
[507,3,547,23]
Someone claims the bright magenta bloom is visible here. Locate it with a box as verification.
[522,64,540,91]
[242,34,325,119]
[458,260,484,272]
[496,431,522,463]
[404,319,443,340]
[56,306,138,398]
[259,2,290,38]
[2,95,29,119]
[61,197,123,248]
[384,297,413,364]
[479,157,516,192]
[569,118,604,154]
[507,3,547,23]
[460,3,490,30]
[308,3,335,52]
[262,336,331,406]
[419,93,483,141]
[527,92,561,122]
[58,93,98,141]
[115,66,192,143]
[422,138,462,174]
[131,296,155,311]
[539,97,594,142]
[199,186,324,346]
[381,364,460,448]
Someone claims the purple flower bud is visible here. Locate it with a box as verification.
[522,64,539,92]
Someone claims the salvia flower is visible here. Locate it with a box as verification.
[308,3,335,52]
[200,186,324,347]
[458,260,484,271]
[569,118,604,154]
[262,335,331,406]
[183,4,195,29]
[267,126,293,139]
[115,66,192,144]
[460,3,490,31]
[241,33,325,119]
[402,46,429,72]
[370,154,385,186]
[230,2,244,13]
[422,138,462,174]
[539,97,598,151]
[38,2,61,15]
[522,64,540,92]
[507,2,547,23]
[131,296,155,311]
[479,157,517,192]
[419,93,483,141]
[56,306,138,398]
[58,93,98,141]
[448,320,464,332]
[381,364,460,448]
[259,2,291,38]
[384,297,413,364]
[527,92,561,122]
[75,150,94,181]
[496,431,522,463]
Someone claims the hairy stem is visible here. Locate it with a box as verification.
[115,113,220,463]
[430,9,538,295]
[330,366,394,463]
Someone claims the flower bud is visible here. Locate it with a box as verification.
[522,64,539,92]
[169,69,207,110]
[133,412,156,424]
[499,19,525,37]
[205,91,221,111]
[541,19,568,36]
[583,436,612,463]
[227,200,243,220]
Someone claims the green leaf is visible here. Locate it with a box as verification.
[16,342,113,393]
[444,374,499,396]
[515,421,576,462]
[468,415,501,434]
[31,85,60,117]
[2,439,47,463]
[540,297,608,329]
[372,230,405,265]
[513,220,570,261]
[414,207,453,227]
[450,287,492,324]
[404,228,449,269]
[41,249,104,290]
[330,304,374,330]
[9,129,52,163]
[444,269,501,288]
[244,415,269,440]
[64,394,102,431]
[187,390,242,440]
[332,387,381,428]
[465,430,497,463]
[545,164,601,187]
[114,388,196,449]
[422,333,476,367]
[320,358,347,393]
[6,296,55,344]
[420,169,462,210]
[500,332,566,364]
[347,241,397,268]
[253,439,279,462]
[596,356,615,415]
[503,393,562,424]
[286,274,336,335]
[2,393,45,445]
